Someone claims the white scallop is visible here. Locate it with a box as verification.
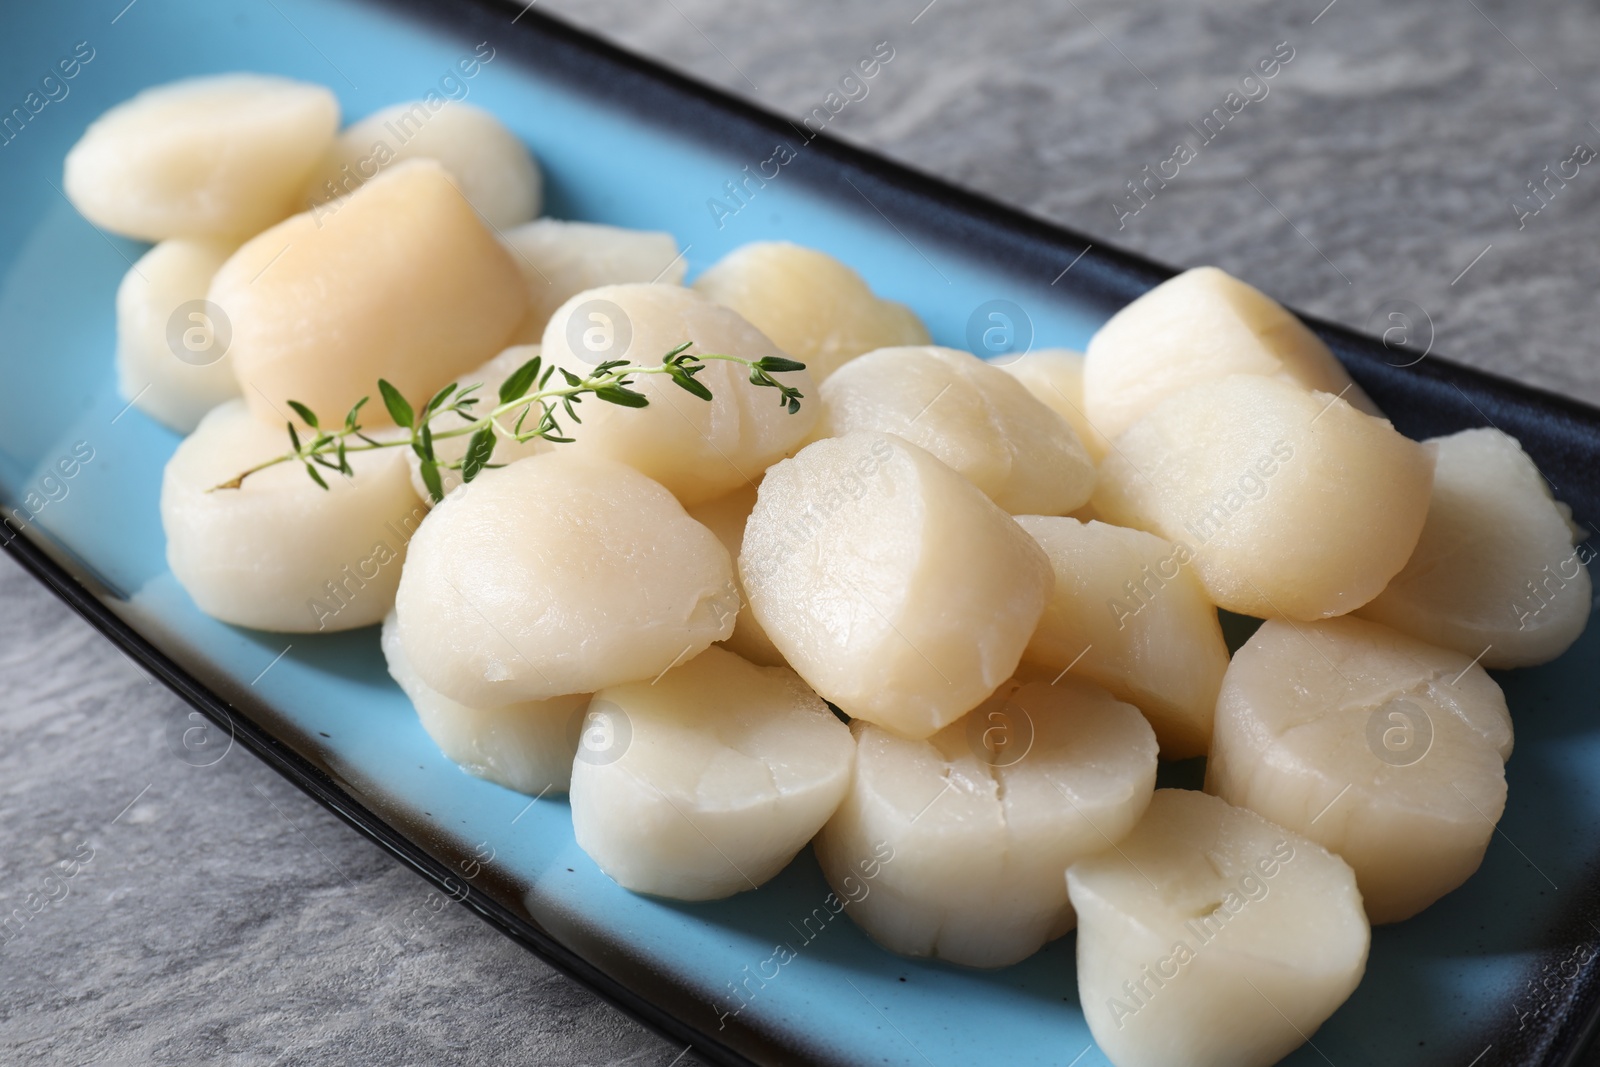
[64,74,339,241]
[502,219,686,343]
[817,346,1094,515]
[115,238,242,433]
[1014,516,1228,760]
[381,612,584,796]
[686,485,786,667]
[1358,427,1591,668]
[692,241,929,381]
[1206,615,1513,924]
[1093,374,1433,620]
[815,678,1156,967]
[569,646,854,900]
[539,283,816,505]
[211,159,527,428]
[394,452,736,707]
[997,347,1107,460]
[1067,789,1369,1067]
[301,100,541,229]
[1084,266,1379,443]
[741,432,1053,738]
[161,400,425,632]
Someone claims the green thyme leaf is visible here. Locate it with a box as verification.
[287,400,319,428]
[671,372,714,401]
[419,459,444,503]
[424,383,457,417]
[379,380,414,428]
[499,357,541,403]
[594,386,650,408]
[462,427,496,483]
[344,396,368,432]
[756,355,806,373]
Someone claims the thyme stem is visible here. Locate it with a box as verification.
[209,343,806,501]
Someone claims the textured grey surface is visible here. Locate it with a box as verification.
[3,1,1600,1065]
[0,554,692,1066]
[538,0,1600,407]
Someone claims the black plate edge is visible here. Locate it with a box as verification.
[6,0,1598,1062]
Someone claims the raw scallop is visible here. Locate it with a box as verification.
[1093,375,1432,620]
[393,452,736,706]
[570,646,853,900]
[211,159,527,427]
[693,241,929,381]
[115,238,242,432]
[1068,789,1369,1067]
[64,74,338,241]
[686,485,786,667]
[741,432,1052,738]
[1206,615,1513,924]
[539,283,816,505]
[161,400,424,632]
[815,678,1156,967]
[1014,516,1228,759]
[1358,427,1591,668]
[998,347,1107,460]
[503,219,685,343]
[301,100,540,229]
[817,346,1094,515]
[381,612,584,796]
[1084,266,1379,442]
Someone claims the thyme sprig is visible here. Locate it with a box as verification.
[210,342,807,502]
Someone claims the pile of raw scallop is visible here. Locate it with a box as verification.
[65,73,1593,1067]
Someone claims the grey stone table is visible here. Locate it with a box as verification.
[3,1,1598,1064]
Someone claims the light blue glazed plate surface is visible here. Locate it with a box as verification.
[2,2,1597,1065]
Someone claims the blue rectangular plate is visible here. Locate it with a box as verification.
[3,1,1599,1064]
